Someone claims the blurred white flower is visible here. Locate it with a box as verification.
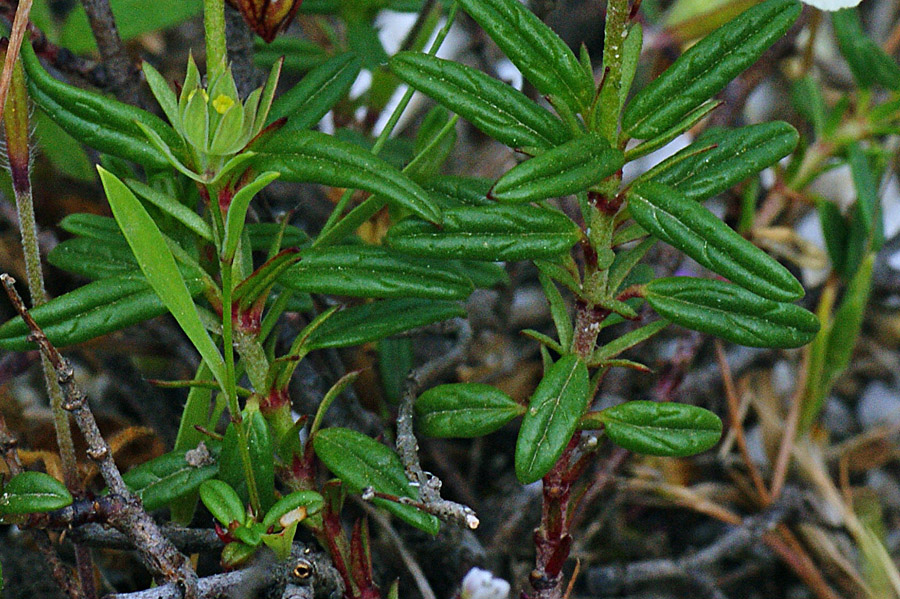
[801,0,863,10]
[460,568,510,599]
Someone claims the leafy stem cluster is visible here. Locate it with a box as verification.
[1,0,898,597]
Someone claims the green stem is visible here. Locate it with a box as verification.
[204,0,227,81]
[316,2,460,244]
[597,0,629,143]
[221,255,261,516]
[4,55,78,489]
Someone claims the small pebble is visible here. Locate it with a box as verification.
[460,568,510,599]
[857,381,900,429]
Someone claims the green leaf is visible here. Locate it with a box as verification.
[832,9,900,91]
[306,299,465,349]
[34,110,95,182]
[99,168,226,389]
[142,61,180,130]
[457,0,594,113]
[843,143,883,278]
[58,213,122,241]
[791,76,826,138]
[628,181,804,301]
[269,53,361,131]
[624,100,722,162]
[423,176,493,208]
[21,41,181,171]
[262,491,325,529]
[591,319,668,364]
[537,267,573,351]
[233,249,303,309]
[199,480,246,527]
[0,275,204,351]
[246,223,310,251]
[313,428,441,535]
[278,246,474,300]
[122,446,219,511]
[622,0,800,138]
[125,178,213,241]
[817,198,849,274]
[416,384,525,438]
[647,122,799,201]
[644,277,819,348]
[223,172,281,261]
[253,130,442,224]
[0,472,72,515]
[387,204,581,261]
[589,400,722,457]
[48,236,137,279]
[515,355,590,484]
[490,134,624,203]
[219,409,275,512]
[390,52,567,150]
[808,253,873,427]
[618,23,643,113]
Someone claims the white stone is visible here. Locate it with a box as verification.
[460,568,510,599]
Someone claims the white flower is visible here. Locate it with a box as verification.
[801,0,863,10]
[460,568,510,599]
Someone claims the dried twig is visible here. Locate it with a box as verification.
[1,274,198,599]
[104,545,342,599]
[77,0,140,104]
[585,490,800,597]
[714,340,770,504]
[394,317,479,529]
[769,350,809,502]
[359,500,438,599]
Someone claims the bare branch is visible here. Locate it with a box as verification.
[1,273,198,599]
[394,317,479,530]
[77,0,140,104]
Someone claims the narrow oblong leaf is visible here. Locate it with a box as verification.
[246,223,310,251]
[457,0,594,113]
[48,236,137,279]
[390,52,567,150]
[515,355,590,484]
[253,130,442,224]
[58,213,122,241]
[313,428,441,534]
[423,176,493,208]
[278,246,474,300]
[590,400,722,457]
[416,384,525,438]
[591,319,668,364]
[123,446,219,511]
[0,472,73,515]
[126,178,213,241]
[645,277,819,348]
[648,122,799,201]
[219,409,275,512]
[490,134,624,203]
[199,480,246,527]
[21,41,182,170]
[307,299,465,349]
[832,9,900,91]
[628,181,804,301]
[0,275,204,351]
[622,0,800,138]
[223,171,281,261]
[387,204,581,261]
[269,53,361,132]
[99,167,226,389]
